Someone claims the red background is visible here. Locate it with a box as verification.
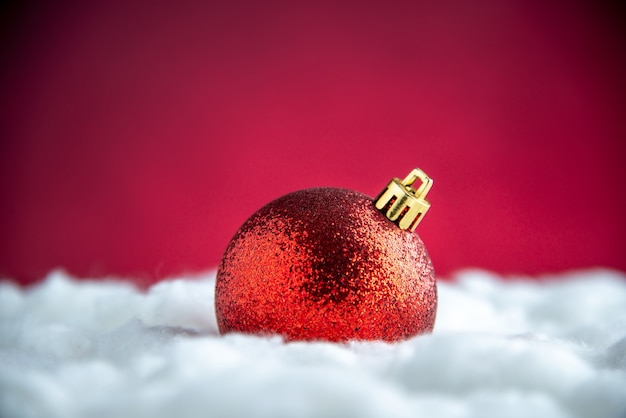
[1,1,625,285]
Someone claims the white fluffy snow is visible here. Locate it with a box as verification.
[1,269,626,418]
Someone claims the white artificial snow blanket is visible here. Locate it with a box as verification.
[1,269,626,418]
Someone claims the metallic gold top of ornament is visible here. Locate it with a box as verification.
[374,168,433,232]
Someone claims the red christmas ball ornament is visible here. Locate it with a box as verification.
[215,168,437,342]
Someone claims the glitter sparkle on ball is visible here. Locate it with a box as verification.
[215,169,437,342]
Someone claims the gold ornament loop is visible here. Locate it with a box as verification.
[374,168,433,232]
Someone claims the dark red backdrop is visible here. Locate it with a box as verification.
[1,1,625,285]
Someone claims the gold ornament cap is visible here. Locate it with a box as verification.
[374,168,433,232]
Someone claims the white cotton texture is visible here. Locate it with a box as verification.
[1,269,626,418]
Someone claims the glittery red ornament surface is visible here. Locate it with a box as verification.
[215,188,436,342]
